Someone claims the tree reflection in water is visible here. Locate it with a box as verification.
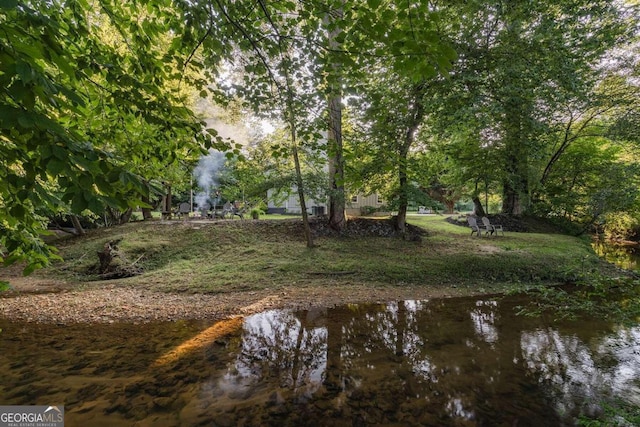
[4,295,635,426]
[592,241,639,271]
[217,309,328,399]
[203,296,639,426]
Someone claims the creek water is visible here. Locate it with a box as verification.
[1,294,639,426]
[592,240,640,271]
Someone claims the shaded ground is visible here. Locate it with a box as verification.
[0,217,466,324]
[0,219,608,323]
[445,214,566,233]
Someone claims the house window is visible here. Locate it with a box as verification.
[351,195,358,203]
[377,194,383,204]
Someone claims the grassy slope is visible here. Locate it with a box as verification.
[35,214,619,296]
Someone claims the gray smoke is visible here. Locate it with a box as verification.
[193,150,226,210]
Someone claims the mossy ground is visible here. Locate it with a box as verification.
[35,214,616,294]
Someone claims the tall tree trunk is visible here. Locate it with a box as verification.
[326,4,345,231]
[501,155,529,215]
[395,84,426,236]
[501,99,529,215]
[161,183,172,219]
[70,215,85,236]
[141,182,153,220]
[281,43,313,247]
[257,0,314,247]
[444,200,456,214]
[502,184,522,214]
[396,150,410,235]
[502,141,528,215]
[119,208,133,225]
[327,95,345,231]
[141,197,153,221]
[292,137,314,248]
[141,207,153,220]
[472,196,486,217]
[500,17,531,216]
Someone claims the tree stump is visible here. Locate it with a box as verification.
[97,239,121,274]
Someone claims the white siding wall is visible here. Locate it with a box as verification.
[348,194,383,208]
[267,190,327,214]
[268,189,384,216]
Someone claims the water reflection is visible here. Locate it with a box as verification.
[220,309,327,398]
[1,295,638,426]
[592,240,640,271]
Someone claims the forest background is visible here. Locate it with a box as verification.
[2,0,640,275]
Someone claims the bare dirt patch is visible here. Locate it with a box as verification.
[0,283,471,324]
[478,245,504,254]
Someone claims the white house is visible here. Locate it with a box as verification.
[267,189,327,215]
[344,193,386,216]
[267,189,386,216]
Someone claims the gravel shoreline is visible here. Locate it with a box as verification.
[0,284,467,324]
[1,288,254,324]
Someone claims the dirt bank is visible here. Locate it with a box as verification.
[0,280,473,324]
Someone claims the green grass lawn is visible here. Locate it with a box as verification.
[30,213,621,297]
